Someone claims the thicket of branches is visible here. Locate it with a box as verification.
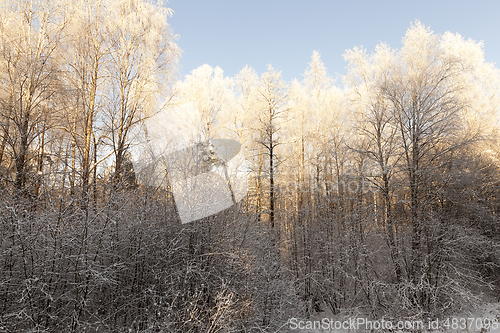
[0,0,499,331]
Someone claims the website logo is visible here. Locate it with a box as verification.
[162,139,248,223]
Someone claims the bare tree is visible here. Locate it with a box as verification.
[0,0,65,195]
[344,44,404,282]
[254,65,288,228]
[105,0,179,186]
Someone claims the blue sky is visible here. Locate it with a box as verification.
[167,0,500,83]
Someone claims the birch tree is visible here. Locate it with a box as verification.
[344,21,500,313]
[60,0,111,196]
[106,0,180,185]
[0,1,66,196]
[175,64,233,141]
[385,24,474,303]
[344,44,404,282]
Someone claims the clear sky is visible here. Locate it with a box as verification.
[167,0,500,83]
